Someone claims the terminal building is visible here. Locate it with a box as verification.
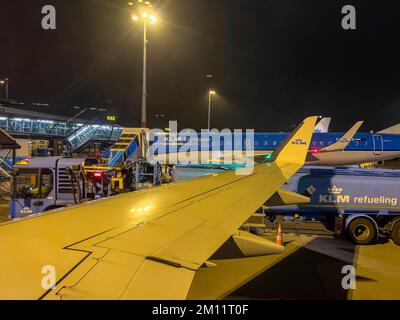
[0,101,122,158]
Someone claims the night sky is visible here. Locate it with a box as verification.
[1,0,400,132]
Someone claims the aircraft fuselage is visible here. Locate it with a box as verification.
[152,132,400,167]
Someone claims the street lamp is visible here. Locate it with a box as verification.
[208,90,216,131]
[0,78,9,99]
[131,1,157,128]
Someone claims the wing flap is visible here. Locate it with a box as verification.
[52,249,195,300]
[122,259,195,300]
[53,251,146,300]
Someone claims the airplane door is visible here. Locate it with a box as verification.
[373,135,383,155]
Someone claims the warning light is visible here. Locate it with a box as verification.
[312,148,321,154]
[107,116,116,122]
[94,172,103,179]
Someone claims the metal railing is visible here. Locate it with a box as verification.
[0,117,82,137]
[0,151,13,181]
[66,125,123,152]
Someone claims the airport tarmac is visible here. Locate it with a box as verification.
[189,221,400,300]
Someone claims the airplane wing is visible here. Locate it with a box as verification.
[0,117,317,300]
[316,121,364,153]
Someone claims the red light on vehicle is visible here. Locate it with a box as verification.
[312,148,321,154]
[94,172,103,178]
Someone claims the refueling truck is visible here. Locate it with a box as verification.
[264,166,400,246]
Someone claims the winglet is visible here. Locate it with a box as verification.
[272,116,319,165]
[321,121,364,152]
[378,123,400,135]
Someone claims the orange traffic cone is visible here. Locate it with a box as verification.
[276,223,283,246]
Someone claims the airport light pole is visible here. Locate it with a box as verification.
[131,1,157,128]
[0,78,9,99]
[142,21,147,128]
[208,90,216,131]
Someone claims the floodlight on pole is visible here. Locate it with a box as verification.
[130,0,158,128]
[208,90,216,131]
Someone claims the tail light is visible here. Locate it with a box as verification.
[93,172,103,179]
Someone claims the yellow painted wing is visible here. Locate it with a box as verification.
[0,117,317,300]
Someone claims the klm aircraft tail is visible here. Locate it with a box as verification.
[314,117,331,133]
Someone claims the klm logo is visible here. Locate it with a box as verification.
[320,194,351,203]
[320,186,350,204]
[292,139,307,146]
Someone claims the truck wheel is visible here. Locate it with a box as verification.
[347,217,377,245]
[390,221,400,246]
